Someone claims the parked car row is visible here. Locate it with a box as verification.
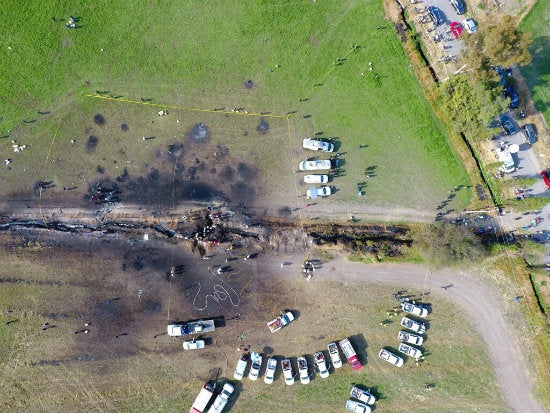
[426,3,476,33]
[233,337,362,385]
[300,138,338,198]
[379,299,430,367]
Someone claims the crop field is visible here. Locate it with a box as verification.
[0,0,470,216]
[0,233,507,413]
[520,0,550,126]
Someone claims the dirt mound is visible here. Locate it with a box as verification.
[186,123,210,142]
[86,135,99,152]
[93,113,105,126]
[256,118,269,134]
[243,79,255,89]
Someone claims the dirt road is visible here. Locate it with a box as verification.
[309,257,547,413]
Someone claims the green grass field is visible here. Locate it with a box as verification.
[520,0,550,126]
[0,0,470,213]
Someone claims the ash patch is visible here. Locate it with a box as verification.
[278,206,292,217]
[256,118,269,134]
[231,181,256,203]
[93,113,106,126]
[168,142,185,161]
[86,135,99,153]
[185,182,218,201]
[148,168,160,181]
[220,166,235,181]
[143,300,162,315]
[186,123,210,143]
[237,162,258,180]
[243,79,255,89]
[121,123,129,132]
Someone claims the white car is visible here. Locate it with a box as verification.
[401,301,428,318]
[299,160,332,171]
[398,330,424,345]
[345,399,372,413]
[233,355,249,380]
[304,174,329,184]
[378,349,404,367]
[264,357,277,384]
[182,339,205,350]
[350,386,376,406]
[463,17,476,33]
[298,356,310,384]
[248,353,262,381]
[398,343,423,359]
[306,186,331,198]
[303,138,334,152]
[281,359,295,385]
[314,351,329,378]
[327,342,343,368]
[400,316,427,334]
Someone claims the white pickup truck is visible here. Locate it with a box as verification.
[328,342,343,368]
[281,358,295,385]
[398,343,423,359]
[167,319,215,337]
[189,382,216,413]
[299,159,332,171]
[298,356,310,384]
[398,330,424,345]
[400,316,427,334]
[350,386,376,405]
[401,301,428,318]
[314,351,329,378]
[267,311,294,333]
[206,383,234,413]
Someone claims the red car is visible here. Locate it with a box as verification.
[450,22,463,39]
[541,170,550,189]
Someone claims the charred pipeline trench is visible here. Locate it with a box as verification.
[0,213,413,259]
[394,1,498,207]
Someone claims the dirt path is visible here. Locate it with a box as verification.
[316,258,547,413]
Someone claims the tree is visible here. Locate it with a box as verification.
[412,223,487,268]
[437,75,507,140]
[461,15,532,81]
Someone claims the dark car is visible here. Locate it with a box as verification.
[450,0,466,14]
[541,170,550,190]
[495,66,513,86]
[522,124,537,145]
[500,114,518,135]
[428,6,444,26]
[504,86,520,109]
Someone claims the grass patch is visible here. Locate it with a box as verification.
[1,0,469,213]
[519,0,550,126]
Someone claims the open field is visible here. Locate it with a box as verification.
[520,0,550,126]
[0,231,507,413]
[1,0,470,216]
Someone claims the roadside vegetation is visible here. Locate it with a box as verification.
[489,254,550,407]
[519,0,550,126]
